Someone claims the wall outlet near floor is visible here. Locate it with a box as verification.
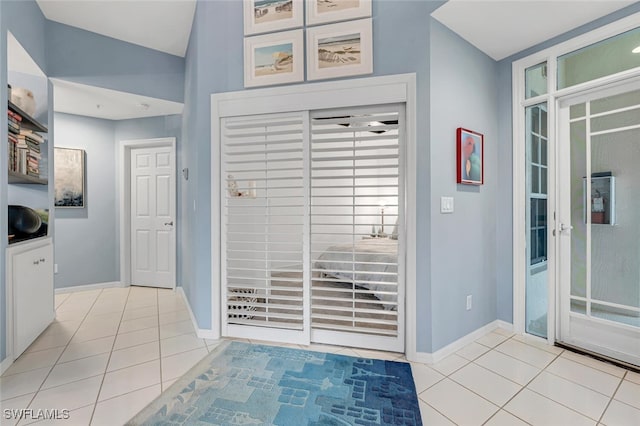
[466,295,472,310]
[54,264,58,274]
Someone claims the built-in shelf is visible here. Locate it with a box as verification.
[8,170,47,185]
[8,100,48,132]
[8,100,48,185]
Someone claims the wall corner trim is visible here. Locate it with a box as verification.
[54,281,124,294]
[0,356,14,376]
[410,320,515,364]
[177,287,219,340]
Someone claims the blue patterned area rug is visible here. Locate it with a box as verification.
[128,341,422,425]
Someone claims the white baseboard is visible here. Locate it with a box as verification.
[0,355,13,375]
[55,281,124,294]
[496,319,514,332]
[411,320,513,364]
[176,287,218,340]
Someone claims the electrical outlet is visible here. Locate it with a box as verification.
[466,295,472,310]
[54,264,58,274]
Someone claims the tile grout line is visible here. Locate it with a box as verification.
[491,337,560,370]
[541,357,623,398]
[20,289,106,418]
[560,351,629,378]
[597,374,628,425]
[157,288,164,392]
[491,336,610,425]
[422,400,460,425]
[474,334,559,426]
[87,286,133,426]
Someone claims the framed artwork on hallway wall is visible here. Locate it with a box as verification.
[456,128,484,185]
[244,30,304,87]
[306,0,372,26]
[54,147,85,208]
[306,18,373,81]
[244,0,304,35]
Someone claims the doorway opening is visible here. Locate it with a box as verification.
[119,138,177,290]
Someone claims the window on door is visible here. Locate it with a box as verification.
[525,103,548,338]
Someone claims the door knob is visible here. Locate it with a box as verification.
[164,221,174,226]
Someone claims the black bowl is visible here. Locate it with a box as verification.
[8,205,42,234]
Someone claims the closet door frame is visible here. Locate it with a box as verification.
[211,74,418,357]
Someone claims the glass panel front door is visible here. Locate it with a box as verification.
[558,80,640,366]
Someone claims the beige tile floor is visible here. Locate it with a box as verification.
[0,286,638,425]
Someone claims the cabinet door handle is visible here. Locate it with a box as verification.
[33,260,40,265]
[40,258,46,262]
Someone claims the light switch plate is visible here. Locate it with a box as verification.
[441,196,454,213]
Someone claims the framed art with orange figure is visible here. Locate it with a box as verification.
[456,127,484,185]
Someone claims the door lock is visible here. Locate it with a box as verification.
[559,223,573,233]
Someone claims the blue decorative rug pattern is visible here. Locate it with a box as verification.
[129,341,422,425]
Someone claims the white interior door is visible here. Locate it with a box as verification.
[130,146,176,289]
[557,79,640,366]
[221,112,309,345]
[309,105,405,353]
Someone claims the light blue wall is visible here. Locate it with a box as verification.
[115,115,182,142]
[1,0,49,364]
[45,21,185,103]
[181,0,442,346]
[429,19,499,351]
[51,114,183,290]
[53,113,118,288]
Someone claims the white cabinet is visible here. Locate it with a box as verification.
[6,238,54,358]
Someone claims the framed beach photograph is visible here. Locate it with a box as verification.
[54,147,85,207]
[306,0,372,26]
[244,30,304,87]
[456,128,484,185]
[244,0,303,35]
[306,18,372,81]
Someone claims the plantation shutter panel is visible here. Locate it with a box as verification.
[309,105,404,349]
[221,112,309,341]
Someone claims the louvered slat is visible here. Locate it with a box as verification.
[222,113,306,331]
[310,108,402,338]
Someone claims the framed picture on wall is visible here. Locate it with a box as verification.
[244,29,304,87]
[243,0,303,35]
[456,128,484,185]
[54,147,85,208]
[306,18,373,81]
[306,0,372,26]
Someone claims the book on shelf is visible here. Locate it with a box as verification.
[8,136,44,179]
[21,129,44,144]
[7,107,46,180]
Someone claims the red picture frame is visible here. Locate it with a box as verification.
[456,127,484,185]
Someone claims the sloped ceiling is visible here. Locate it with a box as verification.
[432,0,636,60]
[36,0,196,57]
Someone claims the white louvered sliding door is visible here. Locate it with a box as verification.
[221,112,309,344]
[221,105,405,352]
[310,106,404,352]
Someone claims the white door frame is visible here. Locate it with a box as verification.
[211,74,417,358]
[556,78,640,365]
[512,13,640,342]
[118,137,177,288]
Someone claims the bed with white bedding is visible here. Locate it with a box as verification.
[313,237,398,309]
